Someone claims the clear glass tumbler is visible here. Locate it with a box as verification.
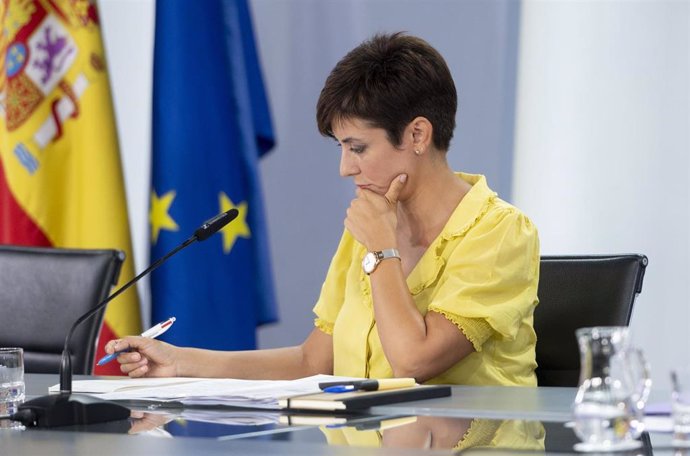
[0,347,25,412]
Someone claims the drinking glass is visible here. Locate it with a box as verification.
[572,327,651,452]
[0,348,25,413]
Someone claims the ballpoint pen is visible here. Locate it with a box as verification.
[320,378,416,393]
[96,317,176,366]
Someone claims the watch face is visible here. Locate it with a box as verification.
[362,252,378,274]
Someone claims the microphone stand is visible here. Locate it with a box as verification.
[11,209,238,427]
[59,236,196,394]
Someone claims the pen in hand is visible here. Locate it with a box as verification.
[96,317,176,366]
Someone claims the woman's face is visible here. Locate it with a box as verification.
[332,118,414,196]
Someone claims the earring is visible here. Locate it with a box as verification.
[414,149,421,155]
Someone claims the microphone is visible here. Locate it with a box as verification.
[10,208,239,427]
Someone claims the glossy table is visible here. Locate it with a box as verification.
[0,373,680,455]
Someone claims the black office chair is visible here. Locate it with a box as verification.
[534,254,648,387]
[0,245,124,375]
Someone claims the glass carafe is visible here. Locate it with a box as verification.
[572,326,652,452]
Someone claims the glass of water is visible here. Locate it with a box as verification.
[0,347,25,413]
[672,368,690,446]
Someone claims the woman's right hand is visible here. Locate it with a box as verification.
[103,336,179,378]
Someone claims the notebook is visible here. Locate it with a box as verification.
[278,384,451,412]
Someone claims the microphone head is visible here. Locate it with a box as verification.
[194,208,239,241]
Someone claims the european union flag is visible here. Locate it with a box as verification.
[150,0,277,350]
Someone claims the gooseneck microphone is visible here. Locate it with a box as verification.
[11,208,239,428]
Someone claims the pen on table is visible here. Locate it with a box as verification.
[96,317,176,366]
[320,378,416,393]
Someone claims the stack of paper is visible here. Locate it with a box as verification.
[49,374,359,409]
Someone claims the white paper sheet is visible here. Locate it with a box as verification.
[50,374,361,409]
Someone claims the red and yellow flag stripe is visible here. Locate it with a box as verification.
[0,0,141,374]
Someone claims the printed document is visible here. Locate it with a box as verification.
[49,374,360,409]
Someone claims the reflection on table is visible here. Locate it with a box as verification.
[127,408,283,439]
[226,415,544,452]
[119,409,549,452]
[3,406,682,455]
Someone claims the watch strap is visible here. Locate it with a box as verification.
[375,248,400,262]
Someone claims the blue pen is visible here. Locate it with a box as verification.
[96,317,176,366]
[321,378,416,393]
[323,385,357,393]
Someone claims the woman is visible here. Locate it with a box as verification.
[106,32,540,386]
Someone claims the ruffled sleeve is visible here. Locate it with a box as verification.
[312,229,358,334]
[428,206,540,352]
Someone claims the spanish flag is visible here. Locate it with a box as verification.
[0,0,141,374]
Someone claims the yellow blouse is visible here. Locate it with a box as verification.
[313,173,540,386]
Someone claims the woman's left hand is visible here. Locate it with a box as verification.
[345,174,407,250]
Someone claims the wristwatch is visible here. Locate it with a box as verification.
[362,248,401,275]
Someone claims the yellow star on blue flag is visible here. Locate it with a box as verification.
[219,192,250,254]
[150,190,179,243]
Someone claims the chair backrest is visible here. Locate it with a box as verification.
[0,245,124,375]
[534,254,648,387]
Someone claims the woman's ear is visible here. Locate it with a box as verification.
[409,116,433,154]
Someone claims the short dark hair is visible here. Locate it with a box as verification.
[316,32,457,151]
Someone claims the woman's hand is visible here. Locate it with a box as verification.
[345,174,407,250]
[104,336,179,378]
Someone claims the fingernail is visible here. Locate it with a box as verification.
[400,174,408,183]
